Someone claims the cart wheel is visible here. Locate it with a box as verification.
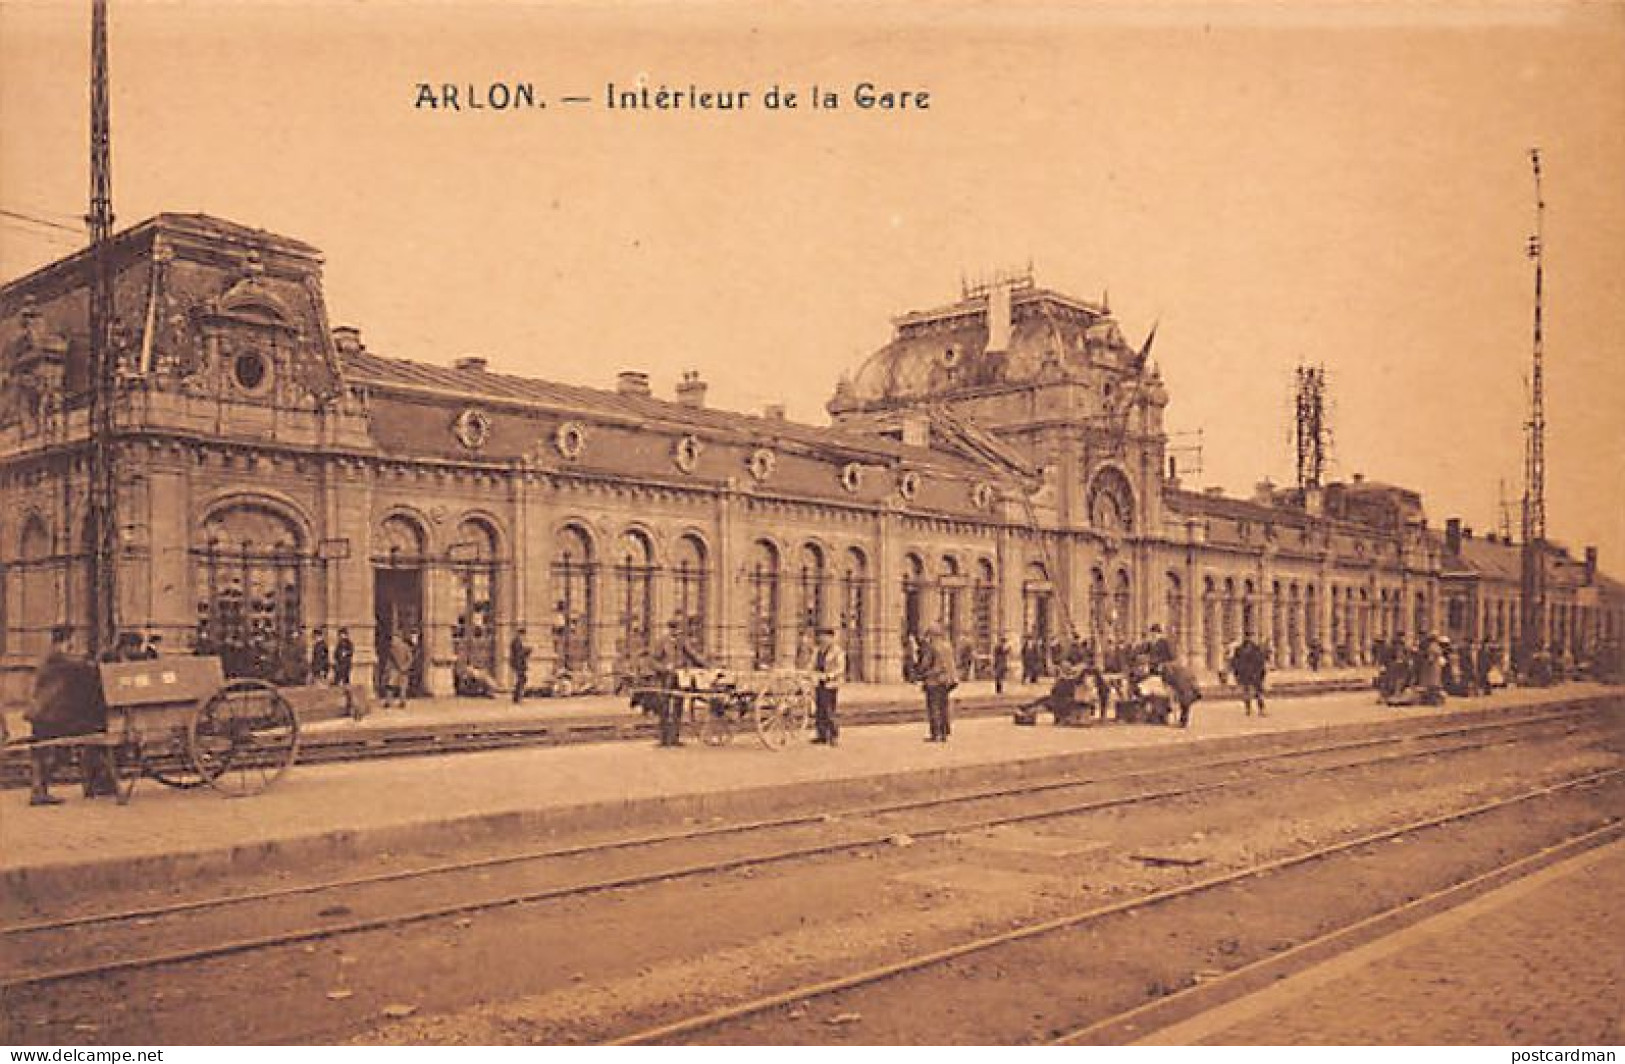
[698,697,734,746]
[189,679,300,797]
[147,734,211,789]
[754,676,812,750]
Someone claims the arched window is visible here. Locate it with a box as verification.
[552,524,595,671]
[1221,577,1238,650]
[749,540,781,669]
[841,547,869,680]
[1112,568,1132,644]
[1288,583,1303,667]
[1414,591,1427,641]
[972,558,997,662]
[1165,571,1185,651]
[938,555,964,649]
[16,515,53,657]
[902,553,926,650]
[1089,566,1108,642]
[1202,576,1219,670]
[1270,580,1284,659]
[796,543,828,652]
[1242,579,1257,639]
[1022,561,1053,654]
[672,535,708,654]
[614,529,655,662]
[195,501,307,681]
[452,518,500,674]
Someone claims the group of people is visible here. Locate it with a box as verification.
[1013,625,1213,728]
[1374,633,1502,705]
[194,623,356,688]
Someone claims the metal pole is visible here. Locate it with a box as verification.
[85,0,118,658]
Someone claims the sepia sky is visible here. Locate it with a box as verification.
[2,0,1622,569]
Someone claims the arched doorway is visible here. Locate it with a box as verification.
[841,547,869,680]
[451,517,499,675]
[795,542,828,662]
[16,515,54,657]
[552,524,595,672]
[613,529,655,666]
[1112,568,1132,644]
[199,501,309,683]
[938,555,964,651]
[373,513,427,693]
[972,558,997,666]
[1022,561,1053,659]
[672,534,708,654]
[749,540,781,669]
[902,553,926,659]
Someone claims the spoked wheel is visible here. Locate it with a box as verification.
[146,734,211,790]
[754,676,812,751]
[189,679,300,797]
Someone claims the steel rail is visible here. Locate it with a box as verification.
[4,702,1594,938]
[604,767,1625,1046]
[1047,819,1625,1046]
[0,709,1608,992]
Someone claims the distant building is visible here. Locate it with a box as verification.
[1,216,1619,699]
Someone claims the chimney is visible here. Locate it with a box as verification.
[1351,472,1365,484]
[453,355,488,373]
[763,403,787,421]
[1167,455,1181,486]
[675,370,707,409]
[615,370,651,398]
[1445,517,1462,556]
[1585,546,1598,583]
[332,326,363,355]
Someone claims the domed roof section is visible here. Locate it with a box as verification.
[833,277,1140,411]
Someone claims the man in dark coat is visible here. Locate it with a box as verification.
[509,627,532,704]
[333,627,355,686]
[26,626,105,806]
[1230,635,1269,716]
[992,635,1011,695]
[310,629,331,684]
[652,618,706,747]
[918,627,959,742]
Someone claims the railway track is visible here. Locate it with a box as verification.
[2,699,1611,995]
[609,769,1625,1045]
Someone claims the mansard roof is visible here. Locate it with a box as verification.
[341,347,1003,478]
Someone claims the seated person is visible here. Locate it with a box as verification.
[452,654,497,698]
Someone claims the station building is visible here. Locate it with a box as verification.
[1,213,1620,700]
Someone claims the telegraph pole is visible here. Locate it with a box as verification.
[85,0,118,657]
[1293,363,1330,491]
[1519,147,1547,670]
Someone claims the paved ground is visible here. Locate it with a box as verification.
[1143,838,1625,1045]
[1,680,1610,880]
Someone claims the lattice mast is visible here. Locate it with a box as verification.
[1519,147,1547,656]
[85,0,118,656]
[1293,363,1330,490]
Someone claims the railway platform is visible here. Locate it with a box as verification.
[2,680,1617,905]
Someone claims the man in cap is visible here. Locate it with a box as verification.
[25,626,105,805]
[652,617,705,747]
[918,626,959,742]
[811,626,846,746]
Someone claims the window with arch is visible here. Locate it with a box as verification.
[972,558,997,663]
[1241,579,1257,639]
[551,524,595,671]
[1221,577,1238,650]
[1306,584,1321,648]
[672,534,708,654]
[1089,566,1108,642]
[15,515,54,657]
[840,547,869,680]
[938,555,964,650]
[796,543,829,655]
[1022,561,1053,655]
[452,517,500,674]
[1087,466,1135,534]
[750,540,781,669]
[1202,576,1219,670]
[614,529,656,663]
[1165,571,1185,651]
[194,501,307,681]
[1270,580,1284,658]
[1288,583,1303,666]
[377,513,428,564]
[902,553,927,653]
[1112,568,1132,644]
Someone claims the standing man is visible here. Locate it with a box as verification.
[918,626,959,742]
[382,629,413,708]
[509,626,532,704]
[652,617,705,747]
[1230,634,1269,716]
[310,629,331,685]
[333,627,355,687]
[992,634,1011,695]
[25,626,103,806]
[811,626,846,746]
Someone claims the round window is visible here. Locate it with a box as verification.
[234,351,268,391]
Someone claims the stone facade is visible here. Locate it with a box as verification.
[2,216,1620,700]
